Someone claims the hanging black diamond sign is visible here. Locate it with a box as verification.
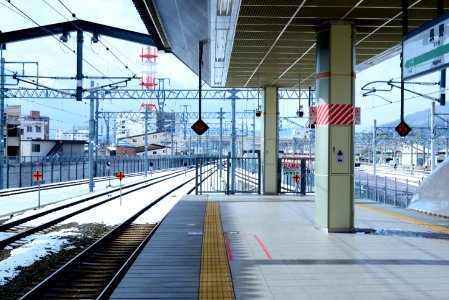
[395,121,412,137]
[191,119,209,135]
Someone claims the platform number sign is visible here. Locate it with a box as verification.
[395,121,412,137]
[191,119,209,135]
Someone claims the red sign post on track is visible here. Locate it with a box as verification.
[115,171,125,205]
[292,174,300,193]
[292,174,300,182]
[33,171,43,208]
[115,172,125,181]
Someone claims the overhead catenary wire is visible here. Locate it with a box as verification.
[363,87,449,112]
[43,0,138,77]
[4,0,112,80]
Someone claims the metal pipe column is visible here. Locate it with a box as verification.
[95,87,99,173]
[0,55,5,190]
[144,105,148,177]
[76,29,83,102]
[252,110,255,159]
[431,101,436,171]
[219,107,223,178]
[230,89,237,192]
[373,119,376,178]
[89,81,94,192]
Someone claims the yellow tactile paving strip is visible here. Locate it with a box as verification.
[356,203,449,235]
[200,202,235,300]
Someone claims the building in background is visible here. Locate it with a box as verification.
[20,140,87,162]
[55,127,89,142]
[4,106,50,156]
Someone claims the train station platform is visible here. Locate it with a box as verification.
[110,195,449,300]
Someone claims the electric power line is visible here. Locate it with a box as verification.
[43,0,138,77]
[4,0,112,80]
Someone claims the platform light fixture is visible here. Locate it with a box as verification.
[59,33,69,43]
[215,29,228,62]
[91,33,99,43]
[217,0,233,16]
[210,0,240,87]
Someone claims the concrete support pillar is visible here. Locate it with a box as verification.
[314,21,355,232]
[261,86,279,194]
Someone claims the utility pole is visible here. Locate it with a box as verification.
[410,141,414,175]
[105,114,110,146]
[373,119,376,178]
[229,88,238,193]
[252,111,255,160]
[95,85,99,175]
[0,53,5,190]
[180,105,190,140]
[76,29,84,102]
[144,105,148,177]
[219,107,223,177]
[446,120,449,159]
[89,81,95,192]
[430,101,436,171]
[156,78,170,132]
[241,120,244,156]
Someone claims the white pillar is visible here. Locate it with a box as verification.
[314,21,355,232]
[261,86,279,194]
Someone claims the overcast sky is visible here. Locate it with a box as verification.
[0,0,443,134]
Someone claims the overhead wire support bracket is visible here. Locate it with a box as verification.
[361,80,440,102]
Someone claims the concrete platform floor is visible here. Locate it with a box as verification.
[214,195,449,300]
[111,194,449,300]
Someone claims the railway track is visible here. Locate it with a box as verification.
[16,167,215,299]
[0,172,146,198]
[0,168,196,249]
[27,223,156,299]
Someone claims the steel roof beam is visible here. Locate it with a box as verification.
[0,19,157,48]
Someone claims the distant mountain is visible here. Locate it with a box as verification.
[381,103,449,128]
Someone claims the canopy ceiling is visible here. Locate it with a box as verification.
[133,0,449,88]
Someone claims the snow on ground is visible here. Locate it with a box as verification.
[356,164,426,187]
[0,227,79,285]
[0,169,195,286]
[0,170,172,218]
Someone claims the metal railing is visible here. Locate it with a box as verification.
[354,173,417,207]
[195,156,261,194]
[279,157,315,194]
[1,155,196,189]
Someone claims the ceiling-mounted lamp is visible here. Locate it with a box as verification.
[217,0,233,16]
[296,74,304,117]
[256,73,262,117]
[59,33,69,43]
[91,27,99,43]
[215,29,228,62]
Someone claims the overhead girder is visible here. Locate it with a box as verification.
[0,19,157,48]
[4,88,313,101]
[97,111,288,120]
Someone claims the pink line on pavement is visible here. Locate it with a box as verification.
[224,235,233,260]
[253,234,272,259]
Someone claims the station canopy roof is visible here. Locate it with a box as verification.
[133,0,449,88]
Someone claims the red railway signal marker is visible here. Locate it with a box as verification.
[115,172,125,181]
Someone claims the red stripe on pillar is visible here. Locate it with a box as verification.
[316,105,330,125]
[331,104,353,125]
[316,104,355,126]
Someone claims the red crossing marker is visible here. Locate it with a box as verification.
[115,172,125,181]
[33,171,43,181]
[292,174,300,182]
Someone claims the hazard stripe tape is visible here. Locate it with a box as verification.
[316,104,355,126]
